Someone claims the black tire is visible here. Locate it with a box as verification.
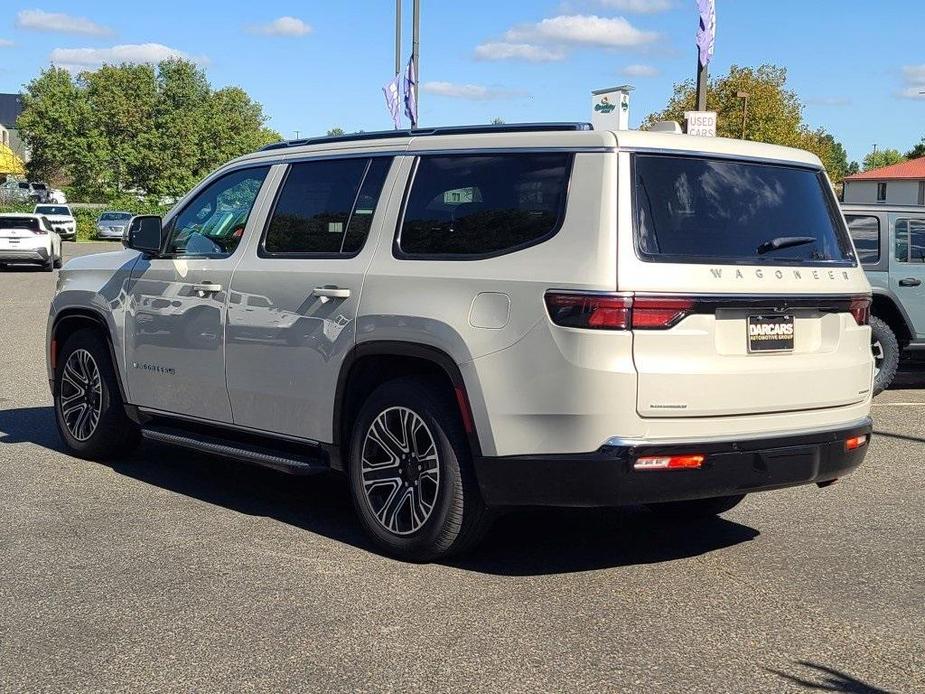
[42,252,55,272]
[54,329,140,460]
[870,315,899,396]
[348,376,492,561]
[647,494,745,521]
[54,250,63,269]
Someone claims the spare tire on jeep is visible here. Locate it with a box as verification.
[870,315,899,395]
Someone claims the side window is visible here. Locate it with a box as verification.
[262,157,391,256]
[877,182,887,202]
[845,215,880,264]
[894,218,925,263]
[398,153,572,258]
[165,166,270,258]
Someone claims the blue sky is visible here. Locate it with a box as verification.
[1,1,923,163]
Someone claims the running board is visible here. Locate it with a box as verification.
[141,425,329,476]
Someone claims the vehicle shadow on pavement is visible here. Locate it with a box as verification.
[0,406,760,575]
[766,660,893,694]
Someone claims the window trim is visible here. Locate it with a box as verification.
[630,152,858,268]
[844,214,881,265]
[159,163,272,261]
[392,152,575,262]
[256,156,392,260]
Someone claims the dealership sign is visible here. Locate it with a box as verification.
[684,110,717,137]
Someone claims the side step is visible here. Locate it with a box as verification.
[141,425,329,476]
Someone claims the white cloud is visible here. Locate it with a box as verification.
[474,42,566,62]
[421,81,527,101]
[505,14,658,48]
[50,43,203,71]
[897,64,925,99]
[16,9,112,36]
[0,39,14,48]
[621,63,659,77]
[248,16,312,37]
[596,0,673,13]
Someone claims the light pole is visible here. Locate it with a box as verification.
[737,91,749,140]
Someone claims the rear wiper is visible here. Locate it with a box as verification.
[756,236,817,255]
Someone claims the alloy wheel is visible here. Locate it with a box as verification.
[360,406,440,536]
[59,348,103,441]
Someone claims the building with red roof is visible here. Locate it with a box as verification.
[843,157,925,205]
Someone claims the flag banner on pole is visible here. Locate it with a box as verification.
[696,0,715,67]
[383,74,402,130]
[403,55,418,128]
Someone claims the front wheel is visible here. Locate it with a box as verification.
[647,494,745,521]
[348,377,492,561]
[54,329,140,460]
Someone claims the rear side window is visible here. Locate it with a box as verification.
[845,215,880,264]
[398,153,572,258]
[634,155,854,265]
[894,218,925,263]
[262,157,391,256]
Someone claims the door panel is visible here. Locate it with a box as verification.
[124,165,273,421]
[226,157,404,442]
[888,214,925,339]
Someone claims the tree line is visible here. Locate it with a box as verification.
[643,64,923,180]
[17,59,280,201]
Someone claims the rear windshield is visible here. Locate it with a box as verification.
[32,183,47,190]
[0,217,39,231]
[633,155,854,266]
[35,205,69,215]
[100,212,131,221]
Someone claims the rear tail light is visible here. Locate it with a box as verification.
[544,293,694,330]
[634,454,705,470]
[849,296,871,326]
[544,293,631,330]
[845,435,868,451]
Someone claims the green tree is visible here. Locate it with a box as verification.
[326,127,345,136]
[862,148,905,172]
[643,64,850,180]
[17,59,280,200]
[490,117,505,125]
[905,138,925,159]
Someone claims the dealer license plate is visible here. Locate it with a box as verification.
[747,314,794,353]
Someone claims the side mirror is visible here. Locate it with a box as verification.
[125,215,164,255]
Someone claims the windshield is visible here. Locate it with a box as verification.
[35,205,70,216]
[0,217,39,231]
[100,212,131,221]
[32,183,47,190]
[634,155,854,265]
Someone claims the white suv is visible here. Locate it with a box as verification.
[46,124,874,560]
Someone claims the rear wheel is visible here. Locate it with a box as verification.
[43,251,55,272]
[647,494,745,521]
[348,377,492,561]
[53,247,63,269]
[870,315,899,396]
[54,329,140,460]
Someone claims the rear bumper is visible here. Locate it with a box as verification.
[0,248,49,263]
[473,418,872,507]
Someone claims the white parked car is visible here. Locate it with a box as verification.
[33,204,77,241]
[0,213,62,271]
[95,211,133,240]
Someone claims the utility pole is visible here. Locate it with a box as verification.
[412,0,420,124]
[737,91,749,139]
[394,0,401,76]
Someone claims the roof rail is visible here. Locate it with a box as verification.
[260,122,594,152]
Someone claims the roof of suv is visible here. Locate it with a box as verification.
[232,123,823,170]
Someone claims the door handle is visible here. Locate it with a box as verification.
[313,286,351,299]
[192,282,223,294]
[898,278,921,287]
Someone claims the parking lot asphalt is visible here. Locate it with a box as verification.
[0,242,923,693]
